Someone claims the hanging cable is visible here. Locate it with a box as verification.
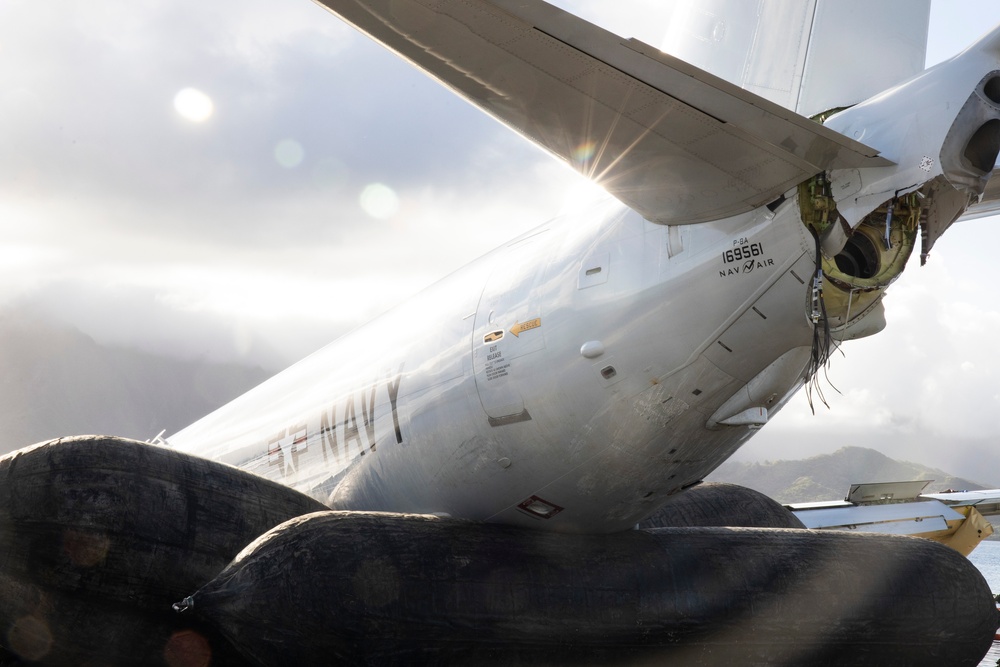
[805,226,834,414]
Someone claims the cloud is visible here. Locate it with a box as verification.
[1,0,587,367]
[3,0,543,235]
[740,216,1000,481]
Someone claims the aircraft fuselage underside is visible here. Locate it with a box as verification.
[172,194,824,532]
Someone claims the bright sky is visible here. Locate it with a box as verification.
[3,0,1000,479]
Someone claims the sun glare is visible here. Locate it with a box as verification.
[173,88,214,123]
[558,171,610,215]
[571,141,597,165]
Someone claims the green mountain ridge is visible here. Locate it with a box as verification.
[0,312,273,455]
[706,446,990,504]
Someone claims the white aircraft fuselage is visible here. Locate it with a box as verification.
[169,2,1000,535]
[171,196,816,532]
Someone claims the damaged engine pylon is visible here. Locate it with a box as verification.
[800,68,1000,343]
[180,511,998,667]
[0,436,326,665]
[798,176,924,342]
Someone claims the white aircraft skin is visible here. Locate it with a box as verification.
[168,3,1000,534]
[171,198,814,532]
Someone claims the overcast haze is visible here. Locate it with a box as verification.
[3,1,1000,480]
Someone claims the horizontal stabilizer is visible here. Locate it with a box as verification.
[313,0,891,223]
[792,500,962,535]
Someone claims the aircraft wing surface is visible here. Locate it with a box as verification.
[787,483,1000,556]
[313,0,892,224]
[959,169,1000,220]
[922,488,1000,515]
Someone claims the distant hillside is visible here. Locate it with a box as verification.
[0,313,273,454]
[707,447,989,504]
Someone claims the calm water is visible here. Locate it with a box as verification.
[969,541,1000,667]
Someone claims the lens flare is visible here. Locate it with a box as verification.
[7,616,52,662]
[173,88,214,123]
[163,629,212,667]
[571,141,597,164]
[274,139,304,168]
[63,528,111,567]
[360,183,400,220]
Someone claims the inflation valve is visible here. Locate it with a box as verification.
[173,596,195,613]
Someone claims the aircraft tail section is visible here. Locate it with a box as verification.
[662,0,931,118]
